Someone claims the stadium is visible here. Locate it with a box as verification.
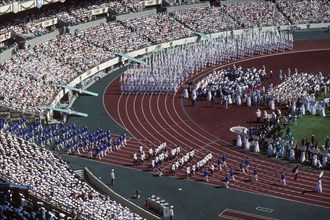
[0,0,329,219]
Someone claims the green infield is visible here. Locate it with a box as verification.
[287,92,330,147]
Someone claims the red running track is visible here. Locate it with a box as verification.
[83,40,330,208]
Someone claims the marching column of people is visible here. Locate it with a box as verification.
[121,30,293,94]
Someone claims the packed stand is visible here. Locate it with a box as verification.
[38,33,114,74]
[0,0,146,41]
[0,48,76,115]
[226,1,289,28]
[0,20,150,115]
[171,6,239,33]
[277,0,330,24]
[0,10,59,40]
[120,13,193,44]
[56,0,110,25]
[121,30,292,93]
[164,0,201,7]
[76,21,151,53]
[0,183,59,220]
[0,130,143,219]
[108,0,145,15]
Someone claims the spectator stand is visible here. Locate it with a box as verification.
[119,12,193,44]
[164,0,209,13]
[84,167,161,220]
[0,130,145,219]
[0,2,328,122]
[277,0,330,26]
[0,0,65,11]
[115,7,157,21]
[0,172,75,219]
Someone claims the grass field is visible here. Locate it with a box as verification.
[287,92,330,146]
[289,113,330,146]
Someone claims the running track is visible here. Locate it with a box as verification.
[80,40,330,208]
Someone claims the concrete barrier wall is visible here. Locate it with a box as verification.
[0,48,13,64]
[68,18,107,34]
[84,167,160,220]
[116,9,157,21]
[165,2,210,13]
[26,30,60,48]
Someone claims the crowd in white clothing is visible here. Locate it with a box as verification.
[0,0,146,41]
[227,1,289,28]
[0,130,143,220]
[165,0,200,7]
[39,33,114,74]
[0,11,59,40]
[277,0,330,24]
[171,6,238,34]
[121,30,293,93]
[268,71,329,106]
[108,0,145,15]
[76,21,151,53]
[0,21,151,115]
[120,13,193,44]
[0,49,76,115]
[171,149,196,173]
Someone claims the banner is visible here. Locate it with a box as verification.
[37,18,58,28]
[141,0,161,6]
[0,32,11,43]
[0,4,12,15]
[19,1,36,11]
[91,7,108,16]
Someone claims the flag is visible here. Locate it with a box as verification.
[291,164,299,173]
[319,171,324,179]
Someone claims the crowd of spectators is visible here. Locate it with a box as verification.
[38,33,114,74]
[76,21,151,53]
[277,0,330,24]
[0,129,143,219]
[226,1,289,28]
[1,0,329,47]
[0,20,152,115]
[0,185,58,220]
[164,0,201,7]
[108,0,145,15]
[0,0,146,42]
[0,10,59,40]
[171,6,239,34]
[120,13,193,44]
[0,48,76,115]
